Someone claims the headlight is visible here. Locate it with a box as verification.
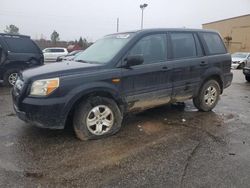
[30,78,59,96]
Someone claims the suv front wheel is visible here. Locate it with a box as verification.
[3,68,20,86]
[73,96,122,140]
[193,80,221,112]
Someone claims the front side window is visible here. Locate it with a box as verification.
[44,49,51,53]
[128,34,167,64]
[201,33,226,55]
[170,32,196,59]
[74,33,134,64]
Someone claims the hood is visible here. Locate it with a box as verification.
[21,61,101,81]
[232,57,246,62]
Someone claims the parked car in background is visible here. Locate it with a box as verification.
[231,52,250,69]
[56,50,83,62]
[43,47,68,62]
[0,33,43,86]
[12,29,232,140]
[243,59,250,82]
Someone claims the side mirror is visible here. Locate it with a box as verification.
[124,55,144,68]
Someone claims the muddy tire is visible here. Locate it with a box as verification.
[246,76,250,82]
[3,68,20,87]
[73,96,122,140]
[193,80,221,112]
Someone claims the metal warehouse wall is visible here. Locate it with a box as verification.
[202,14,250,53]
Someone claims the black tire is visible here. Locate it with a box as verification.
[73,96,123,140]
[246,76,250,82]
[3,68,20,87]
[193,80,221,112]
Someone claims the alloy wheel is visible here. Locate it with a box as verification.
[86,105,114,135]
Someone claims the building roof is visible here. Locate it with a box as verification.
[203,14,250,25]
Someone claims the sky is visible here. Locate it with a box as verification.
[1,0,250,42]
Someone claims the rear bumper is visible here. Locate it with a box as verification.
[223,72,233,89]
[243,67,250,76]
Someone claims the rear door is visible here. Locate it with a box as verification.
[121,33,174,111]
[52,49,67,60]
[168,32,206,101]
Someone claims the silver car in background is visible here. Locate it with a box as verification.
[231,52,250,69]
[43,47,68,62]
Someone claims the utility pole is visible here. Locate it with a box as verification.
[116,18,119,32]
[140,3,148,29]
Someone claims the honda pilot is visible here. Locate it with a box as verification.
[12,29,233,140]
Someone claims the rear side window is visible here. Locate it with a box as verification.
[170,33,196,59]
[201,33,226,55]
[129,34,167,64]
[4,37,39,53]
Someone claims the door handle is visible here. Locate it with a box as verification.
[161,66,168,71]
[200,61,208,66]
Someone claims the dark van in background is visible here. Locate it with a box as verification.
[12,29,233,140]
[0,33,44,86]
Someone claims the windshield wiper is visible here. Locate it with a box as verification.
[75,59,89,63]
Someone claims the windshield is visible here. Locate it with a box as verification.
[74,33,134,64]
[232,53,248,59]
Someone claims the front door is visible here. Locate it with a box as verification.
[121,33,174,112]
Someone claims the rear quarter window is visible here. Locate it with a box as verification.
[4,37,39,53]
[201,32,227,55]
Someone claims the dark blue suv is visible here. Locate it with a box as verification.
[12,29,233,140]
[0,33,43,86]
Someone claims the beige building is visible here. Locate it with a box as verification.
[202,14,250,53]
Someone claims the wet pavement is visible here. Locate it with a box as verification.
[0,70,250,188]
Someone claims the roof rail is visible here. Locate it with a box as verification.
[0,33,30,39]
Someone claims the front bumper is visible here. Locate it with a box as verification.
[243,67,250,76]
[12,91,66,129]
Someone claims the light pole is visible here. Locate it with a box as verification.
[140,3,148,30]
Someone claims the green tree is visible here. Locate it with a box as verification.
[4,24,19,34]
[50,30,60,44]
[78,37,84,48]
[83,38,88,49]
[78,37,89,49]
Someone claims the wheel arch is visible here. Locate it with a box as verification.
[196,71,224,97]
[63,87,125,128]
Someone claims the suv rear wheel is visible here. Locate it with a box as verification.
[193,80,221,112]
[3,68,20,86]
[73,96,122,140]
[246,76,250,82]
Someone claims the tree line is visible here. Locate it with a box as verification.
[3,24,92,50]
